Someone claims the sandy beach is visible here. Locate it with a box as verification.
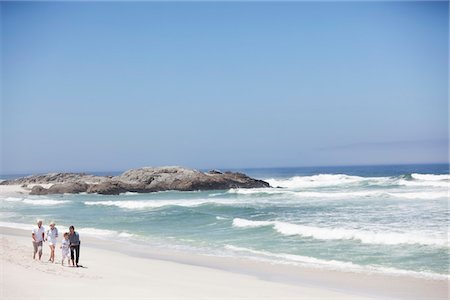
[1,227,367,300]
[1,223,447,300]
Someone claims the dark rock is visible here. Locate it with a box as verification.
[30,185,48,195]
[1,172,108,186]
[30,182,89,195]
[87,181,142,195]
[48,182,89,194]
[208,170,223,175]
[9,166,271,195]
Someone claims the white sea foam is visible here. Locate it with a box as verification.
[228,188,292,195]
[229,188,391,199]
[232,218,448,247]
[77,227,135,239]
[398,179,449,188]
[411,173,449,181]
[84,198,241,210]
[232,218,272,228]
[85,200,163,209]
[265,173,449,189]
[3,197,23,202]
[209,192,226,197]
[1,196,71,206]
[231,172,449,200]
[22,199,71,206]
[224,245,448,280]
[227,188,448,200]
[389,191,448,200]
[265,174,369,189]
[293,190,384,199]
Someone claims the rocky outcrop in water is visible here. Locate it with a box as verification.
[2,166,270,195]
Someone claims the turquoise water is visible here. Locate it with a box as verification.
[1,164,448,279]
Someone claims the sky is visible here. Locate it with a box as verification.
[1,1,448,174]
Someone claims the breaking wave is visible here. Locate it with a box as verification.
[232,218,448,247]
[411,174,449,181]
[1,197,71,206]
[265,173,449,189]
[83,198,243,209]
[228,189,448,200]
[77,227,135,239]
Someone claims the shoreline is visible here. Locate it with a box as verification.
[0,219,447,281]
[1,226,448,300]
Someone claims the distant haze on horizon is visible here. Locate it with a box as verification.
[1,2,448,174]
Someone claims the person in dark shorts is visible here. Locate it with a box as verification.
[68,225,81,267]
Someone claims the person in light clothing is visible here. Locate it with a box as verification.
[32,219,45,260]
[60,232,71,266]
[46,221,59,263]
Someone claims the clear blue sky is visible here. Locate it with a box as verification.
[1,1,448,174]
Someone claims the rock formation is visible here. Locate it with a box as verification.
[2,166,270,195]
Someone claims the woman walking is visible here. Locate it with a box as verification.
[46,221,58,263]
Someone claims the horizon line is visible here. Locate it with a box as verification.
[1,162,448,176]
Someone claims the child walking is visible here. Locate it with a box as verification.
[60,232,70,266]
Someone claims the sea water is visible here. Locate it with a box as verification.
[1,164,448,279]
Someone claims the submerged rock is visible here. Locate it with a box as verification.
[3,166,270,195]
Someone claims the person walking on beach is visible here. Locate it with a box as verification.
[32,219,45,260]
[46,221,59,263]
[69,225,81,267]
[60,232,71,266]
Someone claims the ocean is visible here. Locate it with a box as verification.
[1,164,448,279]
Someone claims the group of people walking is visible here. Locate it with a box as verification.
[32,219,81,267]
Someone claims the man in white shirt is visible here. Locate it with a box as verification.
[32,219,45,260]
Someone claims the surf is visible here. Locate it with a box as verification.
[232,218,448,247]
